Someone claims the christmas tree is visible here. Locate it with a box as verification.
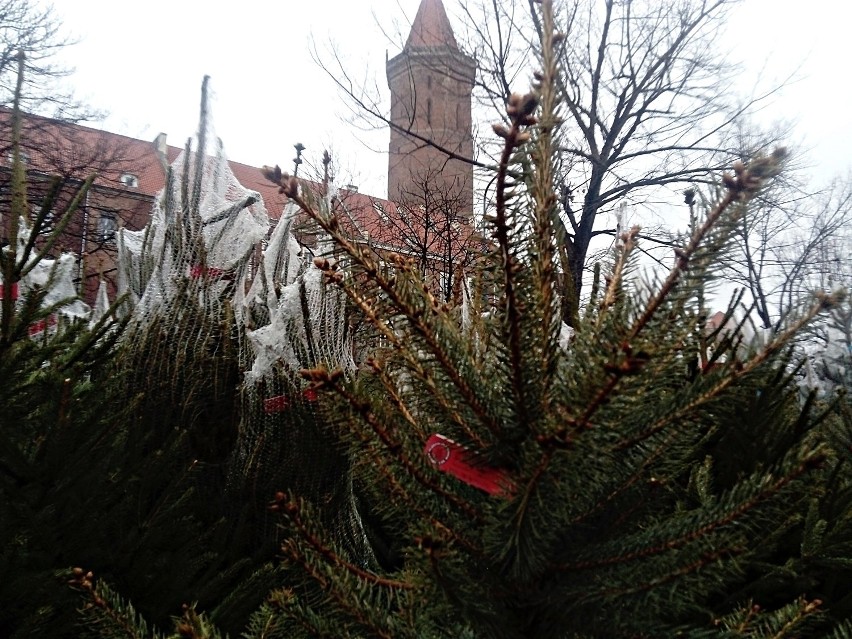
[246,3,852,635]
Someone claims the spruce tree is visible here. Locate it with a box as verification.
[248,3,852,636]
[0,52,128,636]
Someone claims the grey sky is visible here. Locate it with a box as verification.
[53,0,851,200]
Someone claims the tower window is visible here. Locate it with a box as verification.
[427,98,432,126]
[119,173,139,188]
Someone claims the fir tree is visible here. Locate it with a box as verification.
[0,52,128,636]
[249,3,852,636]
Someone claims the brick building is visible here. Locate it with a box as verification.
[1,0,480,306]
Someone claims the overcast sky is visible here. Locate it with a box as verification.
[52,0,852,199]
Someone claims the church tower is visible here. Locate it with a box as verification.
[386,0,475,215]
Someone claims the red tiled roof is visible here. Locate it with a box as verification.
[406,0,458,50]
[1,110,476,263]
[0,108,172,196]
[0,109,292,219]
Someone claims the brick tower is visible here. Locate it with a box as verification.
[386,0,475,215]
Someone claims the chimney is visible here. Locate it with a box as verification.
[153,132,168,173]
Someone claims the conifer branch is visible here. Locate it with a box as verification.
[492,90,538,424]
[68,568,162,638]
[558,452,824,573]
[629,151,786,343]
[264,178,504,438]
[275,495,415,591]
[615,292,839,452]
[368,458,484,556]
[278,537,397,639]
[300,367,483,523]
[527,0,563,404]
[370,356,487,452]
[563,152,788,435]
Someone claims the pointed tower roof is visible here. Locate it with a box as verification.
[405,0,458,50]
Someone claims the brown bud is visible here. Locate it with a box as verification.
[261,165,283,185]
[284,176,299,199]
[518,92,539,118]
[515,131,531,145]
[300,367,329,382]
[492,123,512,139]
[176,622,195,637]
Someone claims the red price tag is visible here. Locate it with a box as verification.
[263,388,319,414]
[0,282,19,300]
[424,433,513,498]
[189,265,233,280]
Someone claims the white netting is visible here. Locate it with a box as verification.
[111,81,371,565]
[128,141,269,325]
[115,226,150,311]
[89,278,110,327]
[7,216,90,321]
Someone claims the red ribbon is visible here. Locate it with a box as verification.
[189,265,233,280]
[28,314,57,336]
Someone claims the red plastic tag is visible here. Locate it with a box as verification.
[28,314,57,336]
[263,388,319,414]
[0,282,19,300]
[189,265,233,280]
[424,433,513,498]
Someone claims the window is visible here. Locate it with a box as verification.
[98,211,117,243]
[119,173,139,188]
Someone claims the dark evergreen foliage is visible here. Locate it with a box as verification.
[1,4,850,637]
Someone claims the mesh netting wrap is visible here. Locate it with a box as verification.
[129,144,268,324]
[4,215,91,332]
[114,82,374,568]
[237,203,365,563]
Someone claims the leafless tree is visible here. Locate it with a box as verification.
[368,168,478,303]
[0,0,94,119]
[320,0,794,324]
[720,174,852,332]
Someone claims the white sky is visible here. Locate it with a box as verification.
[51,0,852,200]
